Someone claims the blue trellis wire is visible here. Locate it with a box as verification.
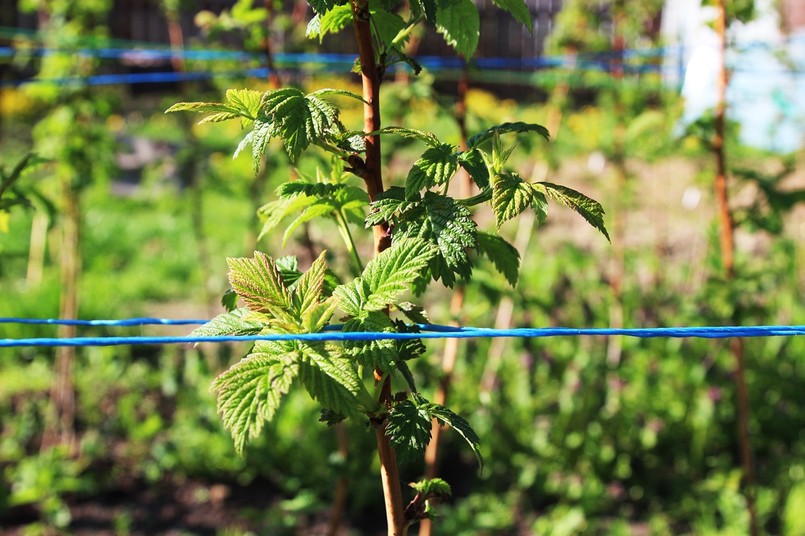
[1,318,805,348]
[0,56,669,89]
[0,317,207,327]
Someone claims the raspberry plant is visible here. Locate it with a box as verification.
[168,2,608,533]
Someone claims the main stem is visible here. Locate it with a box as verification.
[713,3,758,535]
[351,2,404,534]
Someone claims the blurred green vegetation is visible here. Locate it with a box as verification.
[1,32,805,535]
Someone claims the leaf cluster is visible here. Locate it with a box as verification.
[305,0,533,64]
[167,87,365,170]
[197,251,371,452]
[257,162,369,246]
[386,393,482,468]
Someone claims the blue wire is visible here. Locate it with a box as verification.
[0,47,679,87]
[2,324,805,347]
[0,317,208,326]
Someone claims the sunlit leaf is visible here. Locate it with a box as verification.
[535,182,610,241]
[435,0,480,60]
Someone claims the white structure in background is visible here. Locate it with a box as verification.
[662,0,805,153]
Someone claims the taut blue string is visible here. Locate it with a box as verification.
[2,321,805,348]
[0,317,208,326]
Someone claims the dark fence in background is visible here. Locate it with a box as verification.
[2,0,571,59]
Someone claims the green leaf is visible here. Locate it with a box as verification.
[535,182,610,241]
[306,5,352,42]
[198,111,241,124]
[0,153,45,195]
[211,343,298,453]
[298,343,373,414]
[366,126,440,147]
[427,402,483,469]
[264,90,312,162]
[362,237,437,310]
[386,398,433,465]
[370,7,407,48]
[221,289,238,312]
[191,308,263,337]
[457,149,489,190]
[435,0,480,59]
[333,277,372,317]
[396,359,418,393]
[491,171,544,227]
[292,251,327,316]
[396,302,430,324]
[405,144,459,199]
[476,231,520,286]
[227,252,293,321]
[166,92,261,125]
[249,119,274,173]
[410,477,452,499]
[301,299,339,333]
[334,237,436,315]
[282,200,336,246]
[393,319,427,361]
[257,194,317,241]
[165,101,236,115]
[342,312,398,371]
[278,181,345,198]
[308,0,343,14]
[373,192,477,287]
[310,87,368,105]
[413,192,477,286]
[410,0,437,23]
[490,0,532,31]
[226,88,263,121]
[467,121,550,149]
[257,88,344,163]
[365,187,413,226]
[320,409,346,426]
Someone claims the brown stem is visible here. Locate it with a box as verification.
[351,0,390,253]
[713,3,757,535]
[351,2,403,533]
[713,6,735,281]
[373,370,407,535]
[166,16,186,74]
